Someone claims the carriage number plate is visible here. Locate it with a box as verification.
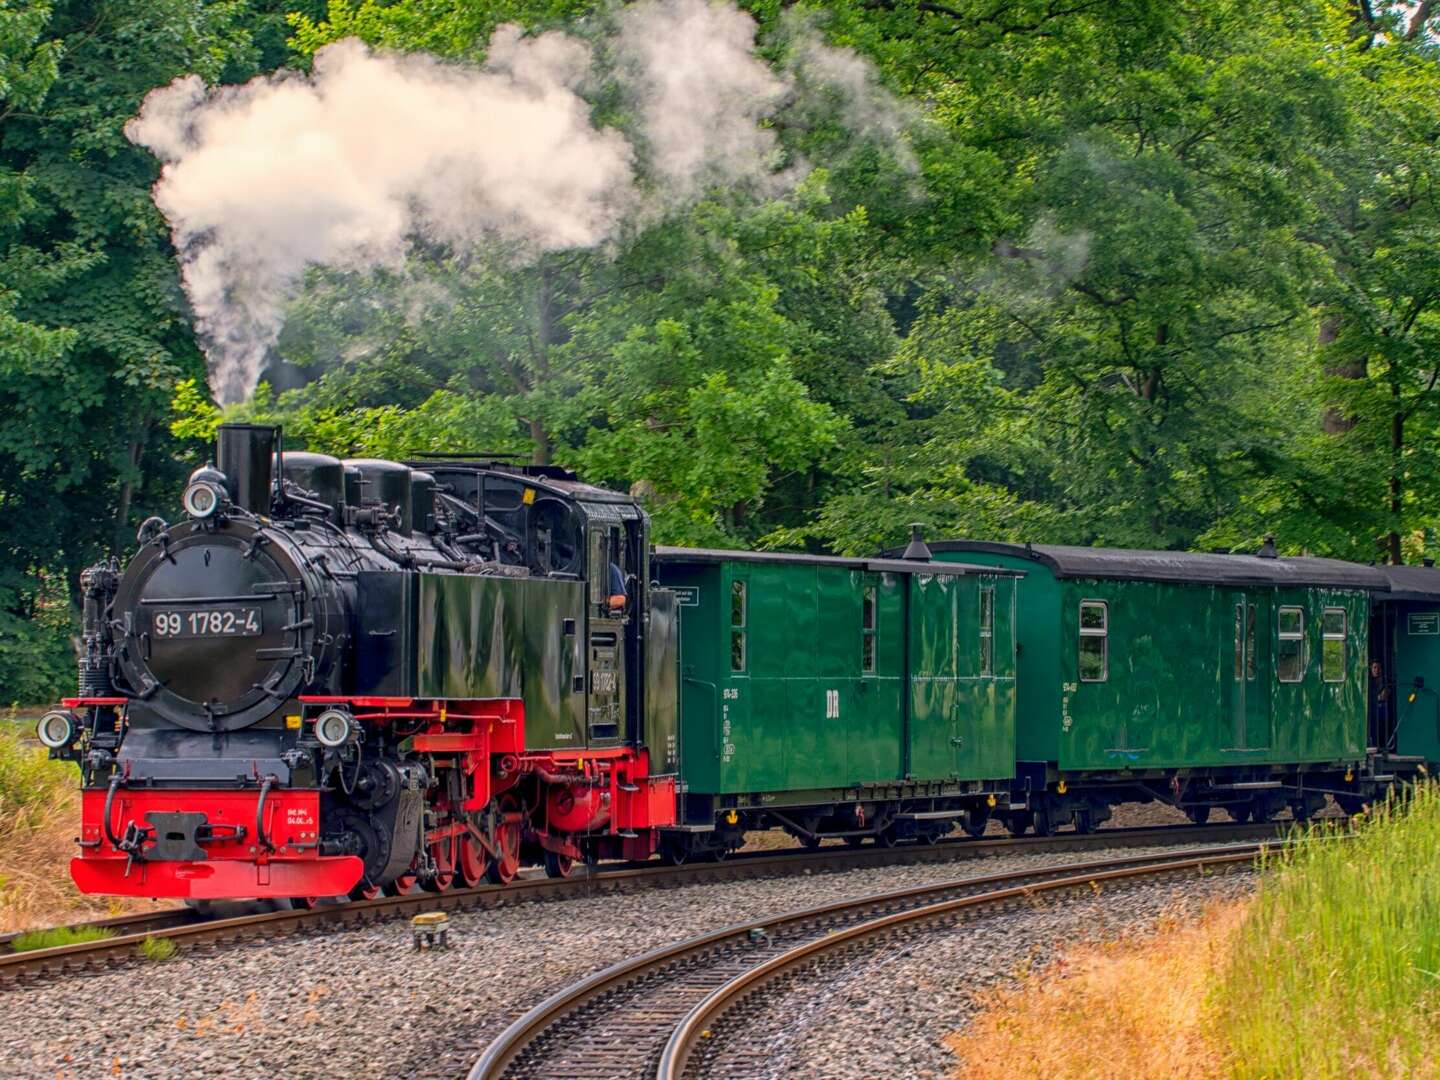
[152,607,262,638]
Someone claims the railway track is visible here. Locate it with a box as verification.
[1,821,1281,985]
[469,842,1268,1080]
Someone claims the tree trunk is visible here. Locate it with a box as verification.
[113,425,148,553]
[1389,371,1403,564]
[529,267,556,467]
[1319,314,1366,434]
[530,419,551,466]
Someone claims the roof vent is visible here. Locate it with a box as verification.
[1257,535,1278,559]
[902,523,932,561]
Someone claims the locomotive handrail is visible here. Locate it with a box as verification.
[101,774,126,853]
[254,774,277,852]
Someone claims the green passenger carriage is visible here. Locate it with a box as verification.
[919,541,1383,830]
[652,547,1021,855]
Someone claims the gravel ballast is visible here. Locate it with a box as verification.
[2,839,1254,1079]
[698,871,1257,1080]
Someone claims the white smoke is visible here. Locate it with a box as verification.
[614,0,791,204]
[783,15,920,174]
[128,0,917,405]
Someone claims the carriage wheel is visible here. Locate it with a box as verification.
[1072,808,1097,834]
[1229,801,1252,824]
[457,832,488,888]
[543,849,575,878]
[1185,805,1211,826]
[486,801,523,886]
[1006,813,1031,838]
[962,809,990,839]
[1031,806,1055,837]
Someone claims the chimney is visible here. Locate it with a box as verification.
[902,523,932,561]
[216,424,277,515]
[1257,535,1278,559]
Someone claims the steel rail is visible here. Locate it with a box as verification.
[467,841,1272,1080]
[1,821,1284,984]
[655,847,1263,1080]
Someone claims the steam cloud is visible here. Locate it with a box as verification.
[128,0,913,405]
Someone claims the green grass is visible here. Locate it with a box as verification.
[139,935,176,962]
[1215,783,1440,1078]
[9,925,114,952]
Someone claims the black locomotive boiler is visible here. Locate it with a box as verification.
[45,424,678,900]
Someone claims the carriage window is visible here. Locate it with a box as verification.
[979,588,994,676]
[1078,601,1107,682]
[861,586,877,674]
[730,580,747,673]
[1234,605,1244,681]
[1322,608,1346,683]
[1246,605,1257,680]
[1235,603,1257,681]
[1277,606,1305,683]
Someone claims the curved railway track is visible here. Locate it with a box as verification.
[468,841,1270,1080]
[1,821,1281,985]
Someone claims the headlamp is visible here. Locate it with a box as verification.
[182,481,223,519]
[314,709,355,748]
[36,710,76,749]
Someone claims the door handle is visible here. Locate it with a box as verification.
[950,736,964,748]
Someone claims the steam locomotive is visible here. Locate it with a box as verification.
[41,424,676,900]
[40,424,1440,904]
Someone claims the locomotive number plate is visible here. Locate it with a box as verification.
[152,607,262,638]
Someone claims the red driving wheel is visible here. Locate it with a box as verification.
[458,831,488,888]
[543,849,575,879]
[486,798,523,885]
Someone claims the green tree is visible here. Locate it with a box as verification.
[0,1,318,701]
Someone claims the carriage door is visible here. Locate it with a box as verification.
[587,525,626,745]
[1229,595,1271,751]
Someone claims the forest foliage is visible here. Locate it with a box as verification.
[6,0,1440,700]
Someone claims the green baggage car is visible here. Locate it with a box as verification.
[653,546,1021,857]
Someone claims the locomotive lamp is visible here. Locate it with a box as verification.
[314,708,357,748]
[181,465,229,520]
[36,710,76,750]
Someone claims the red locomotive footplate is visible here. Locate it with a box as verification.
[71,787,363,899]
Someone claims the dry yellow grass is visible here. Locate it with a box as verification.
[0,727,160,932]
[947,900,1247,1080]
